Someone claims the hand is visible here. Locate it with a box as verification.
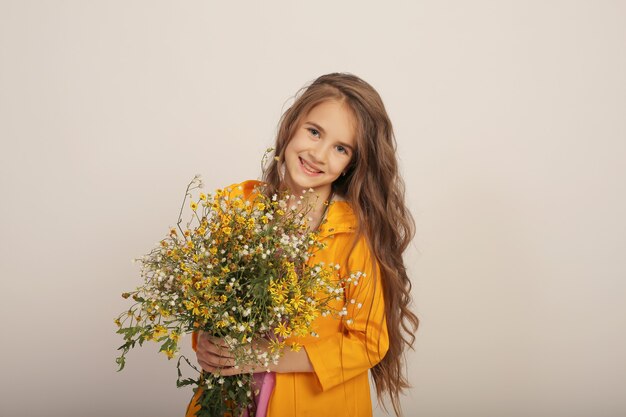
[195,331,236,374]
[195,331,270,376]
[196,331,314,375]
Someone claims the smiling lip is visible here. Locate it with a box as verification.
[299,157,323,175]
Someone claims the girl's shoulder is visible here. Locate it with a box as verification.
[222,179,266,199]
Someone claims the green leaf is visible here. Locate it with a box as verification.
[115,356,126,371]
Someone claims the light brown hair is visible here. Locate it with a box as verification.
[262,72,419,416]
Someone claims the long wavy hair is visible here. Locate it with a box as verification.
[261,73,419,416]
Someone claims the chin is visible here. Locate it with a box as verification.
[287,176,321,192]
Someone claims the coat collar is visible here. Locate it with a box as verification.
[317,200,357,238]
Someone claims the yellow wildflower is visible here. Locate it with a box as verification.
[184,298,201,315]
[290,342,302,352]
[199,193,207,201]
[269,339,285,354]
[291,320,308,337]
[232,199,244,209]
[152,325,167,340]
[199,306,211,319]
[290,292,304,311]
[190,201,198,211]
[274,321,290,338]
[269,280,287,303]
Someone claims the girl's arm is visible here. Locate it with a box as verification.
[302,234,389,391]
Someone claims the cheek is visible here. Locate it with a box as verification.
[330,156,351,175]
[285,136,304,154]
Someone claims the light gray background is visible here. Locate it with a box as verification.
[1,1,625,417]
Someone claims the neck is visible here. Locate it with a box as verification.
[285,188,333,233]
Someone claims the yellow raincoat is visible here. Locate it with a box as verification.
[185,180,389,417]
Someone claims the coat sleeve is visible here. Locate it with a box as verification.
[304,234,389,392]
[191,330,199,351]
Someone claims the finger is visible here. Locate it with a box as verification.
[198,334,229,350]
[204,343,234,360]
[199,357,233,373]
[198,359,217,373]
[198,350,236,367]
[197,335,224,352]
[202,339,235,359]
[206,336,232,350]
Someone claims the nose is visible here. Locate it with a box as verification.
[308,141,330,165]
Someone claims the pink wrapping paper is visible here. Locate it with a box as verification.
[241,371,275,417]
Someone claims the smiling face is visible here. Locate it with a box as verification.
[282,99,357,199]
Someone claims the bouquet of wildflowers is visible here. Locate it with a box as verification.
[115,173,346,416]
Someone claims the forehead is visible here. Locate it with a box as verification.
[303,100,357,146]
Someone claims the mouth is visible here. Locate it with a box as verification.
[299,157,323,175]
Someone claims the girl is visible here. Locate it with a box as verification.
[186,73,419,417]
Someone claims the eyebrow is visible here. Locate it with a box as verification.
[305,121,354,150]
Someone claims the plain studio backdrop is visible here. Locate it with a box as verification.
[1,1,625,416]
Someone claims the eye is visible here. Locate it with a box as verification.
[336,145,349,155]
[307,128,320,137]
